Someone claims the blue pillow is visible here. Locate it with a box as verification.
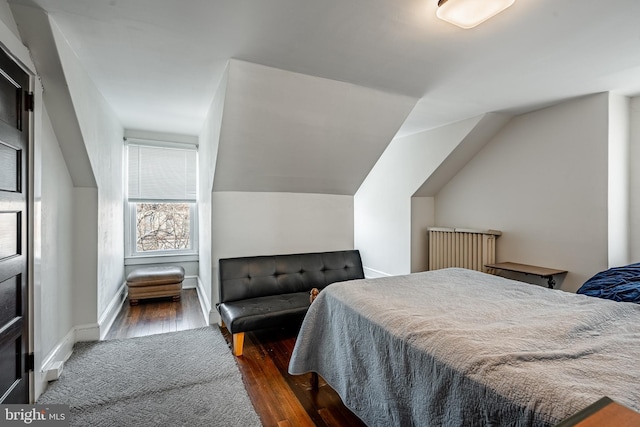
[577,262,640,303]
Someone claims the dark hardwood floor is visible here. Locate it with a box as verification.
[105,289,365,427]
[105,288,207,340]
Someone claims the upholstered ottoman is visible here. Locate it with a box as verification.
[126,266,185,305]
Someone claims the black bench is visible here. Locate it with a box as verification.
[217,250,364,356]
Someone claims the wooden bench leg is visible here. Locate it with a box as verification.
[232,332,245,357]
[310,372,319,390]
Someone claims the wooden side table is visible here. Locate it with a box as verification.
[485,262,567,289]
[555,396,640,427]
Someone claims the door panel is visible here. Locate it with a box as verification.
[0,274,20,328]
[0,47,29,404]
[0,75,19,129]
[0,142,20,192]
[0,212,19,259]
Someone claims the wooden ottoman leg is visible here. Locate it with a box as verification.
[232,332,245,357]
[172,294,181,302]
[130,299,139,306]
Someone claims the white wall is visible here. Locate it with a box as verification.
[38,107,75,358]
[608,94,630,267]
[355,116,483,277]
[0,0,18,38]
[51,19,125,332]
[0,1,78,400]
[198,65,228,321]
[210,191,354,322]
[435,94,610,292]
[33,70,78,402]
[71,189,99,331]
[411,197,435,273]
[628,97,640,263]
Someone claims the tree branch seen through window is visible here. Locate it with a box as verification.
[136,203,191,252]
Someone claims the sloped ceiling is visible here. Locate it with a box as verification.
[9,0,640,137]
[10,4,96,187]
[213,60,417,194]
[8,0,640,194]
[413,113,512,197]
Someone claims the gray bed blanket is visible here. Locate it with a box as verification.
[288,268,640,426]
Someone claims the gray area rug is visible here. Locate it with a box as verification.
[38,327,262,427]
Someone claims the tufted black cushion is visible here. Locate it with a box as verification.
[218,292,310,333]
[218,250,364,334]
[219,250,364,303]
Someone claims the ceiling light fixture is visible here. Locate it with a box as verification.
[436,0,515,29]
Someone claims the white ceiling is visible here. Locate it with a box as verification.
[9,0,640,138]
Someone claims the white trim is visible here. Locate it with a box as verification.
[182,275,198,289]
[123,130,198,146]
[124,253,199,265]
[209,309,221,325]
[98,282,128,340]
[40,328,74,376]
[363,266,392,279]
[38,321,99,391]
[196,277,212,325]
[74,323,100,342]
[37,321,103,395]
[125,137,198,150]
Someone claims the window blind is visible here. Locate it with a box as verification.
[127,143,197,202]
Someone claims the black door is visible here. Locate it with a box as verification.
[0,47,30,404]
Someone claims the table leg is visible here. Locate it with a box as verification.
[546,276,556,289]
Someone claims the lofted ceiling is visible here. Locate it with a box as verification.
[9,0,640,136]
[7,0,640,193]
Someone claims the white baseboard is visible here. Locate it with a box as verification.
[40,328,75,376]
[194,277,220,325]
[363,266,392,279]
[183,275,198,289]
[209,309,221,325]
[38,322,98,389]
[36,327,76,399]
[195,277,212,325]
[74,323,100,342]
[98,282,128,340]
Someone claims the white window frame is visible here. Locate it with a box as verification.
[124,139,199,259]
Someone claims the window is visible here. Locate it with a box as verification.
[134,202,193,252]
[125,141,198,257]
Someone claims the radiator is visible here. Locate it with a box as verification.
[428,227,501,273]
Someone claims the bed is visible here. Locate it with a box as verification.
[288,268,640,426]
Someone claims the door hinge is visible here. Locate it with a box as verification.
[24,91,34,112]
[26,353,34,372]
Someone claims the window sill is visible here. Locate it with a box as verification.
[125,253,199,266]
